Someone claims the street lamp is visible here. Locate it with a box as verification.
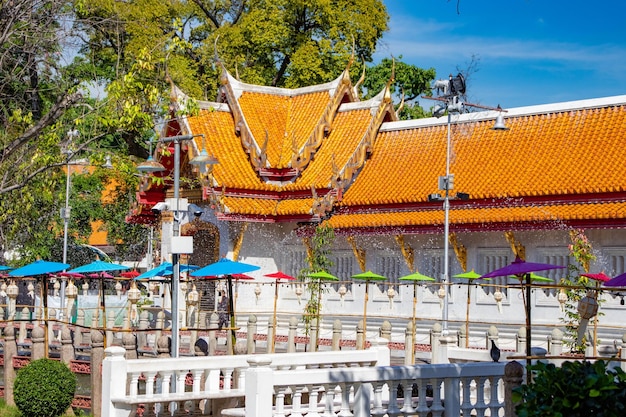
[426,73,508,335]
[137,134,217,357]
[59,129,80,321]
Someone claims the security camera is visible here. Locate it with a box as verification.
[188,203,204,217]
[151,202,169,214]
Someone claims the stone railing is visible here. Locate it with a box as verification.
[101,338,391,417]
[236,358,523,417]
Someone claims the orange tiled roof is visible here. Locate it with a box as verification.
[341,104,626,207]
[326,200,626,232]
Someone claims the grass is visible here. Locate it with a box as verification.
[0,400,90,417]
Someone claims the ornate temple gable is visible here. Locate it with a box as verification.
[330,86,398,195]
[217,69,357,185]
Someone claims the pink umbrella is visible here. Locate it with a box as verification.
[264,271,297,352]
[581,272,611,282]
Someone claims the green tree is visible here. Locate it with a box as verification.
[362,56,436,120]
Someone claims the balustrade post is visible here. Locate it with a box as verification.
[267,316,274,353]
[504,361,524,417]
[3,325,17,406]
[123,332,137,359]
[102,346,130,417]
[332,319,342,351]
[137,310,149,350]
[516,327,526,354]
[356,320,364,350]
[247,314,257,354]
[549,328,564,356]
[458,325,467,348]
[19,306,29,343]
[309,318,319,352]
[91,330,105,417]
[487,325,499,350]
[245,357,274,417]
[31,325,45,359]
[61,325,75,362]
[404,321,414,365]
[287,316,298,353]
[621,333,626,372]
[208,312,219,355]
[431,322,442,364]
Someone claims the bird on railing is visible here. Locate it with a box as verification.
[490,340,501,362]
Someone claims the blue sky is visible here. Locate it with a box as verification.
[375,1,626,109]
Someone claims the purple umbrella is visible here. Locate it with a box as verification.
[604,272,626,287]
[482,256,565,374]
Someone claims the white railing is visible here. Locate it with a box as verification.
[101,339,390,417]
[241,357,509,417]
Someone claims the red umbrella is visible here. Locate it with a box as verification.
[264,271,296,352]
[120,271,140,279]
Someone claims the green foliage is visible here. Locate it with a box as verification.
[14,358,77,417]
[299,224,335,332]
[561,229,601,353]
[0,399,21,417]
[362,56,436,120]
[513,360,626,417]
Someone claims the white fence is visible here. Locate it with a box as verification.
[102,338,522,417]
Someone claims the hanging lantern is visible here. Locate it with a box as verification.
[115,281,123,298]
[82,281,90,296]
[127,282,141,304]
[558,288,568,312]
[493,289,504,314]
[254,283,262,303]
[66,279,78,299]
[0,281,7,298]
[53,279,61,296]
[338,284,347,306]
[387,287,396,309]
[577,290,599,344]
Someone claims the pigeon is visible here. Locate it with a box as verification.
[490,340,501,362]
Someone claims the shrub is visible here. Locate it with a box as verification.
[13,358,77,417]
[513,360,626,417]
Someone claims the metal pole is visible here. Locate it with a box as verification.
[442,110,452,335]
[172,139,181,358]
[59,147,72,321]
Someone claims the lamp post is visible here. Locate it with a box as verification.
[426,74,508,335]
[137,134,217,357]
[59,129,80,321]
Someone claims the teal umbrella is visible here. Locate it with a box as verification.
[9,260,69,277]
[352,271,387,349]
[191,258,260,346]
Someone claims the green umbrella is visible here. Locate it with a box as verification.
[306,271,338,350]
[453,270,487,347]
[399,271,435,362]
[352,271,387,349]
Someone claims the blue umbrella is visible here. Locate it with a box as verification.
[191,258,260,338]
[68,260,129,274]
[0,265,12,271]
[134,262,198,280]
[9,260,70,277]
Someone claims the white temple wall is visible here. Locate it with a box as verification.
[163,216,626,351]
